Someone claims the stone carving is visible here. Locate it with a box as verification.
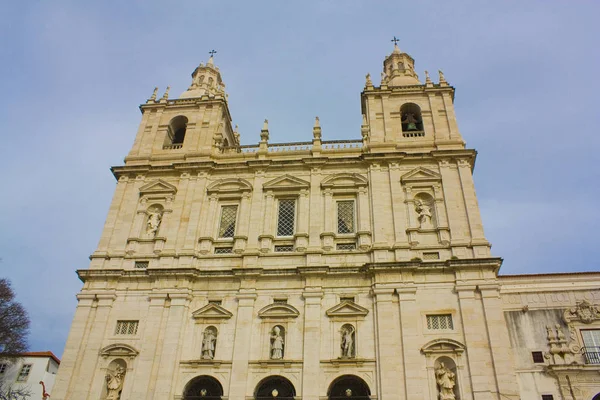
[340,324,355,358]
[563,300,600,324]
[270,326,284,359]
[545,324,582,365]
[435,362,456,400]
[345,389,352,397]
[415,200,433,228]
[105,365,125,400]
[146,207,163,237]
[201,326,217,360]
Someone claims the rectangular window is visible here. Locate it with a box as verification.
[582,329,600,364]
[0,364,6,374]
[423,252,440,260]
[208,300,222,305]
[134,261,149,269]
[274,299,288,304]
[218,205,238,238]
[532,351,545,363]
[214,247,233,254]
[541,395,554,400]
[277,199,296,236]
[115,320,139,335]
[17,364,31,382]
[336,243,357,251]
[340,296,355,303]
[337,200,355,234]
[427,314,454,330]
[274,245,294,252]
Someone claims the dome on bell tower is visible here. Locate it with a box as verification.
[382,43,421,86]
[179,54,226,99]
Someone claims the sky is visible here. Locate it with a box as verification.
[0,1,599,358]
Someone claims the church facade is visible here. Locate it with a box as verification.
[52,45,600,400]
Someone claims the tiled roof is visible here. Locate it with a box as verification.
[21,351,61,365]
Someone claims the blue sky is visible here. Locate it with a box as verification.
[0,1,598,357]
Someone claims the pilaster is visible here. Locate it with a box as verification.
[301,288,324,400]
[228,290,257,400]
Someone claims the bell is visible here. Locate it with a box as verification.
[407,122,417,131]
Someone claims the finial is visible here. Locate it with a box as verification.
[314,116,320,128]
[161,86,170,100]
[262,119,269,131]
[150,87,158,100]
[438,70,447,84]
[391,36,400,46]
[209,49,217,57]
[425,70,432,84]
[365,73,373,87]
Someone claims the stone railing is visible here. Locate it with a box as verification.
[321,139,362,150]
[267,141,312,152]
[220,139,362,155]
[163,144,183,150]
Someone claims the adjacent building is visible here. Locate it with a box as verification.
[0,351,60,398]
[51,44,600,400]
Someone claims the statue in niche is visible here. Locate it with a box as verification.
[435,362,456,400]
[146,208,163,237]
[365,73,372,86]
[415,200,433,228]
[270,326,284,359]
[340,324,355,358]
[105,365,125,400]
[201,327,217,360]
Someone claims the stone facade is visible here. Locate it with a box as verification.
[52,45,600,400]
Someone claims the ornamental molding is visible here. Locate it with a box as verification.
[257,303,300,319]
[139,179,177,196]
[325,300,369,318]
[192,303,233,320]
[206,178,253,196]
[263,175,310,192]
[421,338,465,355]
[400,167,441,184]
[563,300,600,324]
[100,343,139,358]
[320,173,368,190]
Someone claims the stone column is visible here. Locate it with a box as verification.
[163,175,188,252]
[438,159,469,254]
[228,291,257,400]
[183,174,208,251]
[372,287,403,400]
[456,159,488,250]
[396,285,422,400]
[295,189,310,250]
[455,285,497,400]
[234,191,252,252]
[199,195,218,253]
[246,172,265,251]
[51,294,97,399]
[259,192,275,251]
[321,189,334,250]
[301,288,324,400]
[152,292,191,399]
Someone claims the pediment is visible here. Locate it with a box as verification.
[321,173,368,189]
[257,303,300,319]
[326,301,369,318]
[192,303,233,320]
[206,178,253,196]
[400,167,441,183]
[263,175,310,192]
[421,338,465,355]
[139,179,178,195]
[100,343,139,358]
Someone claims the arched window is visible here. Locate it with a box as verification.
[434,357,460,400]
[328,375,371,400]
[255,376,296,400]
[167,116,188,145]
[183,375,223,400]
[398,62,405,72]
[400,103,424,136]
[199,75,205,84]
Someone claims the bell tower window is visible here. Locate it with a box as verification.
[166,116,188,147]
[400,103,424,137]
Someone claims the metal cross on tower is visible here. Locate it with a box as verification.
[391,36,399,46]
[209,49,217,57]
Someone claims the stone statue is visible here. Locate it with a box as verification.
[341,325,355,358]
[146,209,162,237]
[435,362,456,400]
[105,365,125,400]
[380,72,387,84]
[202,327,217,360]
[415,200,433,228]
[365,73,372,86]
[270,326,284,359]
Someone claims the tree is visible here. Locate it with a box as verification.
[0,381,31,400]
[0,279,29,357]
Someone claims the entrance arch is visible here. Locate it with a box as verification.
[328,375,371,400]
[183,375,223,400]
[593,393,600,400]
[255,375,296,400]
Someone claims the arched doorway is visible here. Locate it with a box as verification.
[328,375,370,400]
[592,393,600,400]
[183,375,223,400]
[255,375,296,400]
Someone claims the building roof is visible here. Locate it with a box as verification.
[21,351,61,365]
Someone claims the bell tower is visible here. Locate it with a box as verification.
[361,42,465,152]
[125,53,238,161]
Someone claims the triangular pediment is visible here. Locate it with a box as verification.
[321,173,368,189]
[326,301,369,318]
[192,303,233,320]
[100,343,139,358]
[257,303,300,319]
[263,175,310,192]
[206,178,253,196]
[139,179,178,195]
[401,167,441,183]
